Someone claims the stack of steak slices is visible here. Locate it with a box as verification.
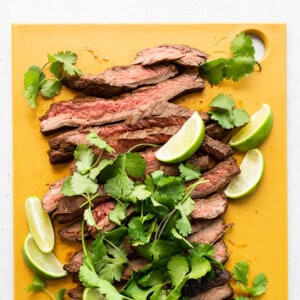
[40,44,239,299]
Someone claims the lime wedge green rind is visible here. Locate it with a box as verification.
[224,148,264,199]
[22,233,68,280]
[25,196,55,253]
[155,111,205,164]
[229,104,273,152]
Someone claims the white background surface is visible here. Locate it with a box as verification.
[0,0,298,299]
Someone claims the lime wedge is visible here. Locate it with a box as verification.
[229,104,273,152]
[224,148,264,199]
[82,288,105,300]
[155,111,205,163]
[25,196,55,253]
[22,233,68,279]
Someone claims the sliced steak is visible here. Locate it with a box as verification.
[58,201,116,242]
[200,136,233,161]
[191,193,227,220]
[64,250,84,273]
[190,284,233,300]
[182,268,231,298]
[42,178,65,213]
[47,101,204,164]
[63,64,179,97]
[205,122,230,141]
[133,44,208,67]
[188,217,228,245]
[40,70,205,135]
[66,286,84,300]
[190,157,240,198]
[213,239,229,264]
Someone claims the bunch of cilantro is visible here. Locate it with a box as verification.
[56,131,227,299]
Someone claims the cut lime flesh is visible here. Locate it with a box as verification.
[25,196,55,253]
[155,111,205,163]
[82,288,105,300]
[22,233,68,280]
[229,104,273,152]
[224,148,264,199]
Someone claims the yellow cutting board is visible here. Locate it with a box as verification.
[12,24,287,299]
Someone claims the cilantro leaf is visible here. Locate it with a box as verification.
[109,202,127,226]
[251,272,268,296]
[179,163,201,181]
[233,261,249,286]
[231,32,255,58]
[48,51,82,77]
[23,65,45,108]
[189,256,211,279]
[199,58,227,85]
[90,159,114,181]
[209,110,234,129]
[71,172,99,195]
[55,289,66,300]
[208,93,250,129]
[84,206,98,228]
[129,184,151,202]
[74,144,95,174]
[233,107,250,127]
[167,255,189,287]
[40,79,62,98]
[86,131,115,154]
[199,31,259,84]
[26,274,45,292]
[225,56,256,81]
[209,93,235,111]
[128,215,157,246]
[125,152,146,178]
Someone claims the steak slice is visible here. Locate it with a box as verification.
[63,64,179,97]
[47,101,204,164]
[40,70,205,135]
[188,217,228,245]
[190,284,233,300]
[64,250,83,273]
[58,201,116,241]
[191,193,227,219]
[190,157,240,198]
[66,286,84,300]
[183,268,232,298]
[133,44,208,67]
[213,239,229,264]
[200,136,233,161]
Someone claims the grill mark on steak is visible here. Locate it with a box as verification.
[39,70,205,135]
[63,64,179,97]
[191,193,228,220]
[133,44,208,67]
[190,157,240,198]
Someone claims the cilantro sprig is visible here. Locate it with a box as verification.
[233,261,268,299]
[200,32,261,84]
[23,50,82,108]
[26,274,65,300]
[208,93,250,129]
